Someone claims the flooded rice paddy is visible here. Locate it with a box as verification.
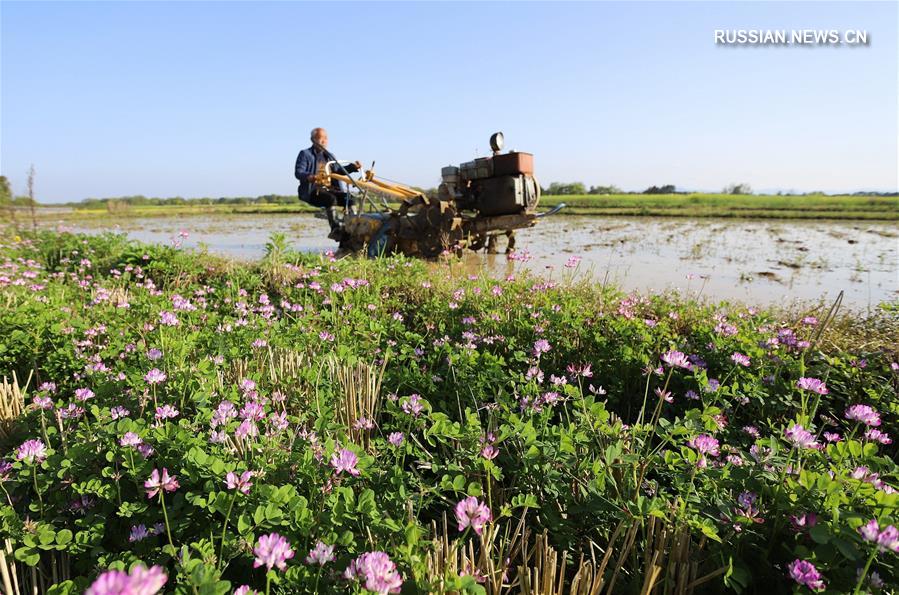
[53,213,897,309]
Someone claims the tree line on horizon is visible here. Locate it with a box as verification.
[1,175,896,209]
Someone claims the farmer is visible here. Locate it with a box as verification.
[294,127,362,239]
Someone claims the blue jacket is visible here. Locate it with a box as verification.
[294,145,359,200]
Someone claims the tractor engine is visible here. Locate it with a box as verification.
[438,133,540,217]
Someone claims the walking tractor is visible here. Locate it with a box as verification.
[311,132,565,257]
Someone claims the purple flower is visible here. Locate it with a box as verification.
[129,524,152,542]
[110,406,130,419]
[730,352,750,367]
[305,540,335,566]
[253,532,295,571]
[75,388,95,402]
[481,444,499,460]
[532,339,551,356]
[387,432,404,447]
[32,396,53,410]
[859,519,899,553]
[790,512,817,532]
[120,432,143,447]
[689,435,720,456]
[784,424,820,450]
[154,405,179,420]
[225,470,254,494]
[401,394,424,417]
[147,348,163,361]
[859,519,881,542]
[330,448,360,476]
[233,587,259,595]
[144,368,167,385]
[877,525,899,553]
[0,461,13,481]
[85,564,167,595]
[845,404,881,427]
[796,377,828,395]
[144,468,179,498]
[455,496,492,535]
[661,350,691,369]
[864,428,892,445]
[343,551,403,594]
[787,559,825,591]
[16,439,47,464]
[743,425,760,438]
[158,311,180,326]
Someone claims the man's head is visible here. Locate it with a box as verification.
[310,127,328,149]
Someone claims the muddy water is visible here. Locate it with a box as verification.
[53,214,897,309]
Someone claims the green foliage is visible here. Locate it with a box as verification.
[0,230,896,593]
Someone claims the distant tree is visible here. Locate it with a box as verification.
[643,185,676,194]
[544,182,586,195]
[724,183,752,195]
[588,184,621,195]
[0,176,11,205]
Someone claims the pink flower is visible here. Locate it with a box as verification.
[330,448,361,476]
[787,559,825,591]
[730,352,750,367]
[661,350,691,369]
[305,540,335,566]
[32,395,53,410]
[225,471,254,494]
[796,377,827,395]
[253,532,295,571]
[688,435,720,456]
[144,468,179,498]
[859,519,881,542]
[401,394,424,417]
[155,405,179,420]
[387,432,404,447]
[85,564,167,595]
[859,519,899,553]
[532,339,551,356]
[110,406,130,419]
[233,587,259,595]
[120,432,143,447]
[481,444,499,460]
[455,496,492,535]
[790,512,817,532]
[158,311,180,326]
[16,439,47,464]
[144,368,167,385]
[845,404,881,427]
[344,551,403,594]
[784,424,820,450]
[75,388,95,402]
[862,428,890,445]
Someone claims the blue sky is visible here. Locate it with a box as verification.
[2,1,896,203]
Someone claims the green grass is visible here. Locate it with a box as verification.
[25,192,899,221]
[539,193,899,220]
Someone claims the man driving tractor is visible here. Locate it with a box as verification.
[294,127,362,239]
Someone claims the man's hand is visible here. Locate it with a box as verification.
[307,174,316,182]
[354,161,362,170]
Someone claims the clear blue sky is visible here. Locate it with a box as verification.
[2,1,896,203]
